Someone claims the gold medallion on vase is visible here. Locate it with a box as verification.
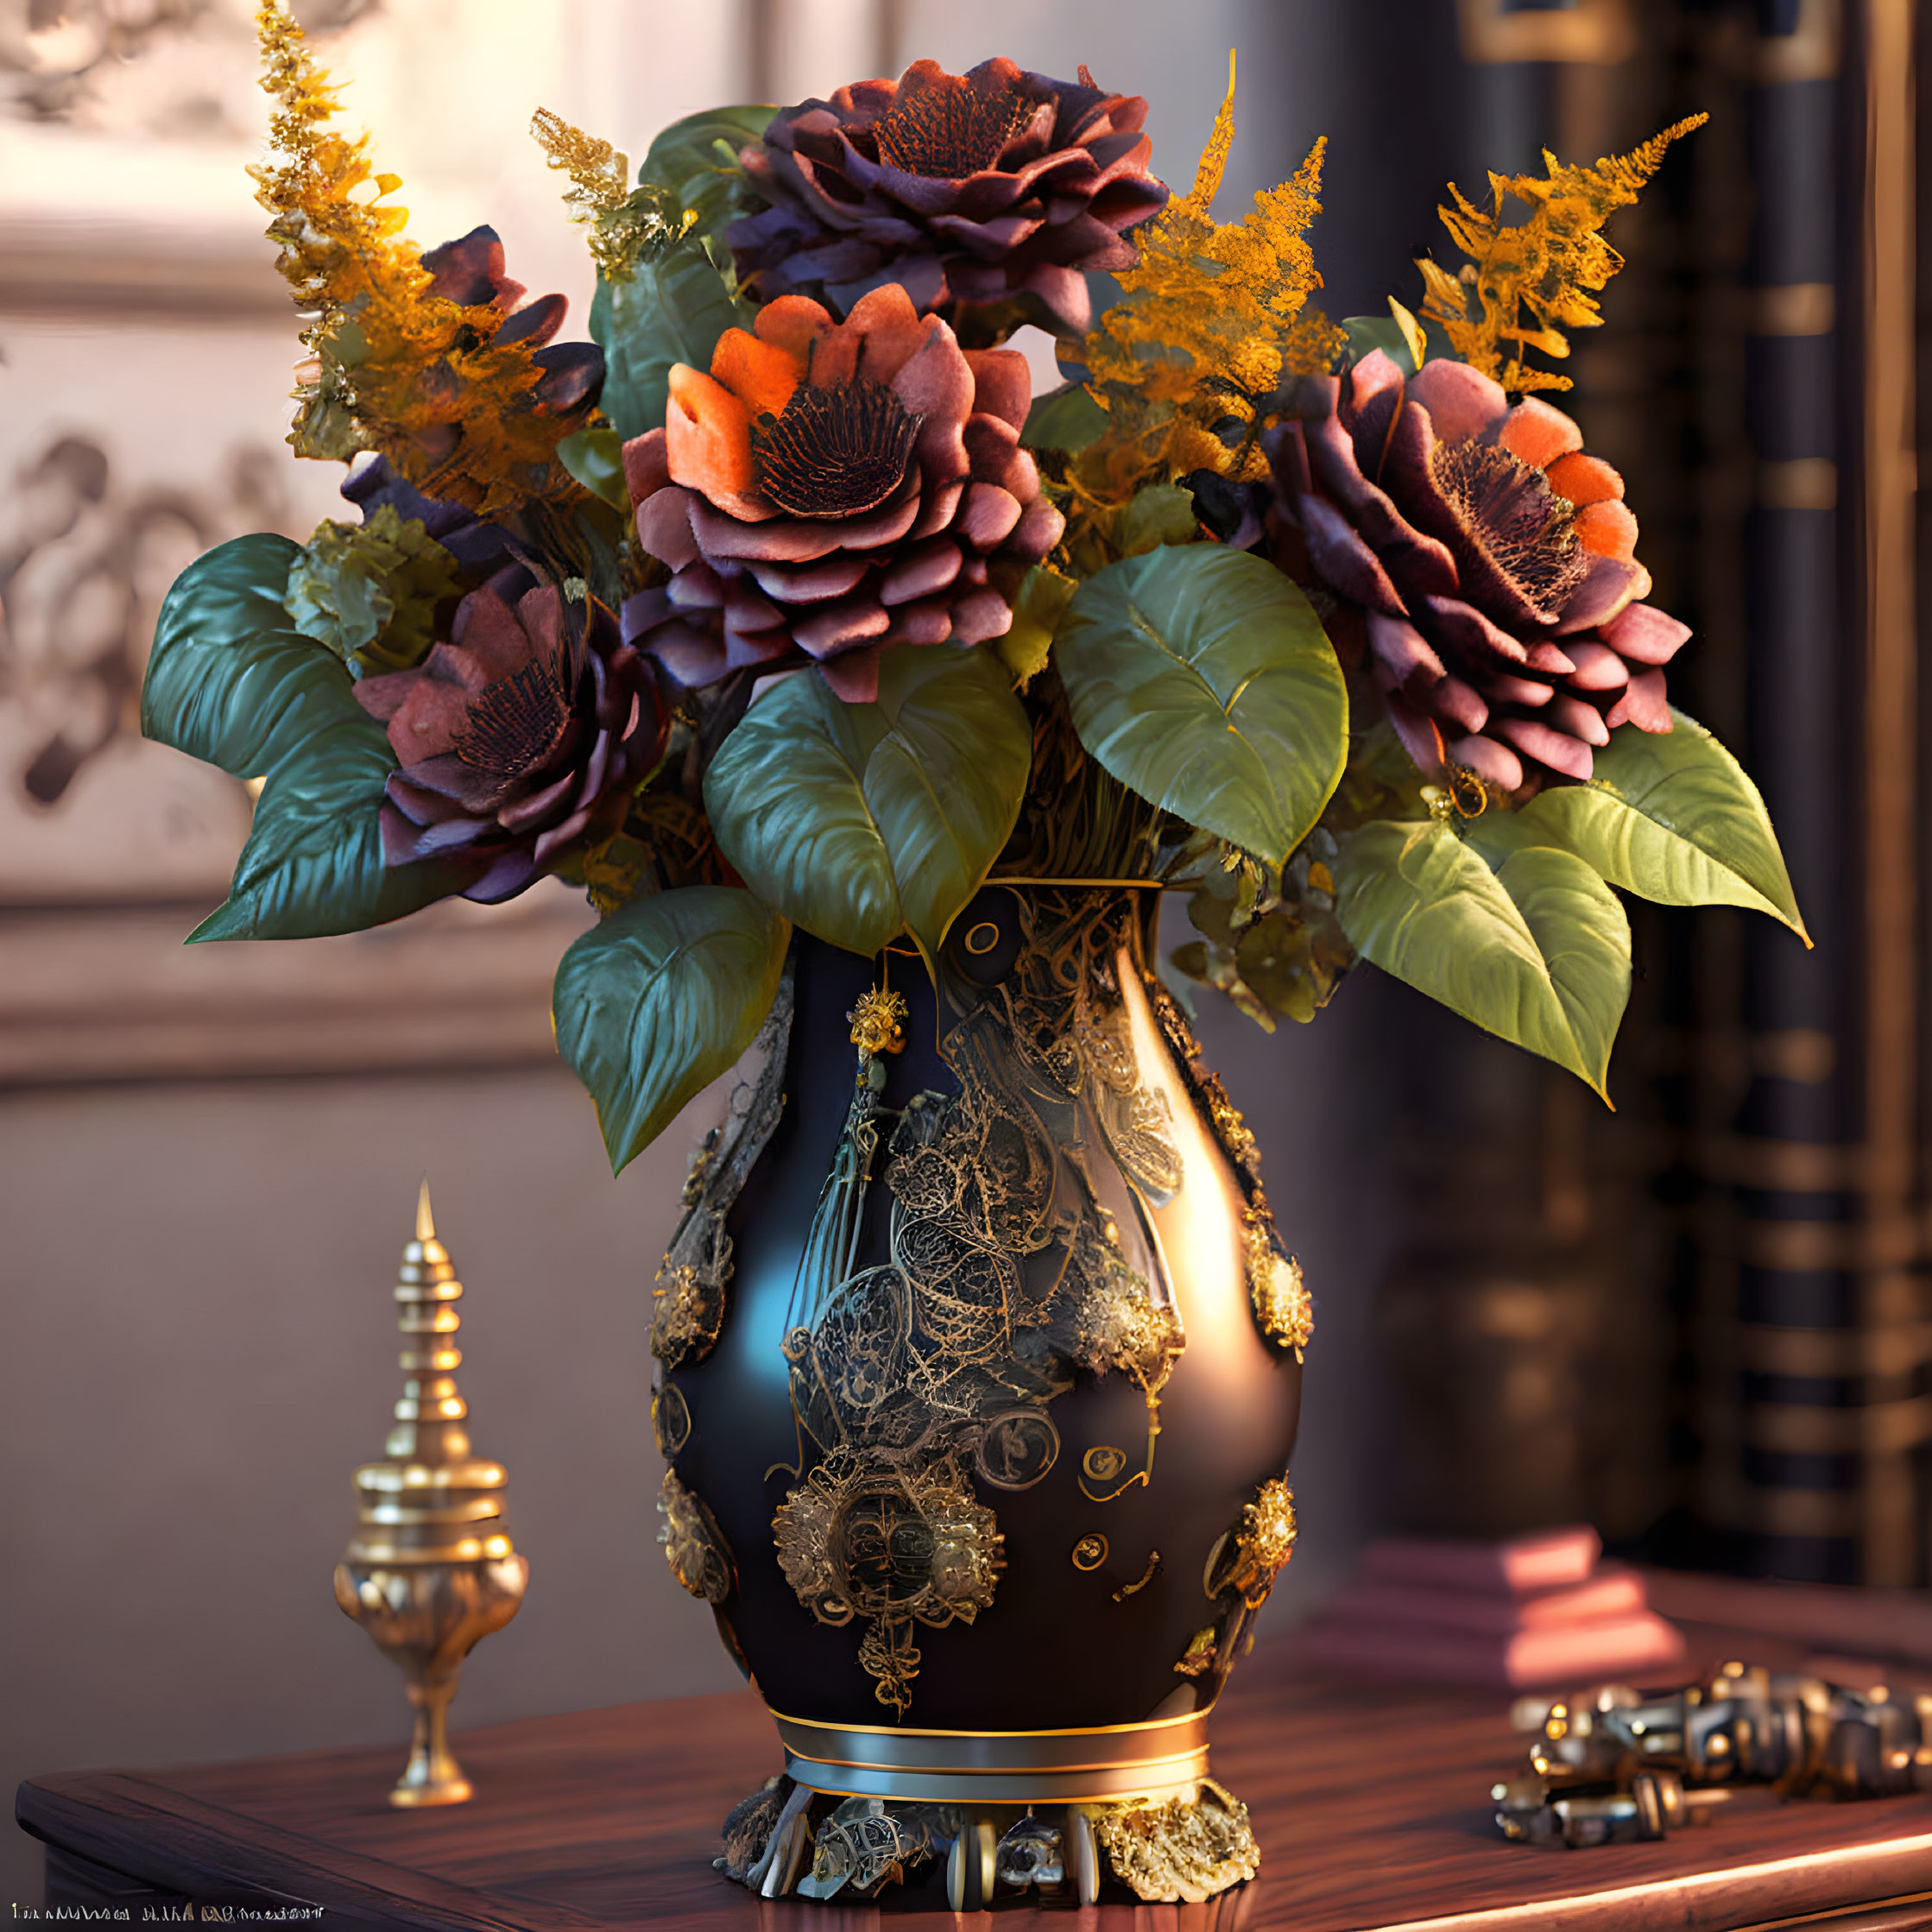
[660,1468,735,1604]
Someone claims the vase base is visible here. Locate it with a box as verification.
[717,1771,1260,1906]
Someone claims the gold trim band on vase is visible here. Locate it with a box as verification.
[767,1706,1213,1805]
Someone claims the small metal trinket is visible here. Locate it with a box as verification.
[332,1184,527,1806]
[1495,1660,1932,1846]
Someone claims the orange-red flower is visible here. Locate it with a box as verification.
[622,282,1063,704]
[357,571,666,902]
[1269,351,1689,793]
[727,58,1168,332]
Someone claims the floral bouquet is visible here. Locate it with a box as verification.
[142,12,1803,1173]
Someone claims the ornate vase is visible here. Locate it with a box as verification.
[650,883,1310,1907]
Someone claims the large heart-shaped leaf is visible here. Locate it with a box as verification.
[703,647,1032,963]
[592,240,747,445]
[639,105,776,259]
[1055,546,1348,862]
[144,538,464,939]
[1474,710,1808,943]
[1333,818,1631,1097]
[553,884,791,1173]
[191,703,466,941]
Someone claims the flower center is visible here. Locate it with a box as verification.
[751,381,922,521]
[873,75,1036,179]
[456,653,571,778]
[1427,439,1586,618]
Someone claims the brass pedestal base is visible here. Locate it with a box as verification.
[718,1778,1259,1906]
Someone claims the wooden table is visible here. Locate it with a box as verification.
[20,1572,1932,1929]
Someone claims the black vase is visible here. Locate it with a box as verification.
[651,885,1305,1906]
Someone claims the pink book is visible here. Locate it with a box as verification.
[1301,1609,1689,1690]
[1322,1563,1648,1637]
[1357,1525,1602,1597]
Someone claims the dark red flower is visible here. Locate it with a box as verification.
[356,570,666,902]
[1268,351,1689,794]
[620,282,1063,704]
[727,58,1169,333]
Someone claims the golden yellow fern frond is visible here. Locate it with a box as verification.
[1418,114,1707,395]
[1071,55,1343,510]
[250,1,588,517]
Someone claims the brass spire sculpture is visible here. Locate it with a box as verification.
[333,1182,528,1806]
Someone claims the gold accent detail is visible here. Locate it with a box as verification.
[962,919,1001,956]
[1114,1550,1162,1601]
[773,1449,1002,1715]
[1083,1444,1127,1482]
[651,1382,691,1458]
[1090,1779,1260,1904]
[1204,1474,1297,1609]
[770,1705,1214,1805]
[652,1261,725,1367]
[1071,1533,1108,1571]
[1174,1626,1218,1677]
[1246,1209,1311,1360]
[650,973,792,1369]
[848,987,906,1059]
[659,1467,735,1603]
[333,1184,527,1809]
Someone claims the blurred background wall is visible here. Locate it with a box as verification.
[0,0,1922,1911]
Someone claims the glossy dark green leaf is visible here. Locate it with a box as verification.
[703,647,1032,963]
[555,426,631,512]
[553,884,791,1174]
[1021,380,1109,453]
[1333,818,1630,1097]
[639,105,776,260]
[591,239,746,445]
[191,705,465,942]
[1474,710,1808,942]
[1055,546,1348,862]
[146,537,464,939]
[144,534,307,773]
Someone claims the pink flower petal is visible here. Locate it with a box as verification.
[1604,666,1672,731]
[881,538,963,605]
[1546,693,1611,747]
[1560,639,1631,691]
[622,428,670,505]
[1598,601,1692,666]
[958,481,1023,549]
[796,597,893,657]
[749,552,873,603]
[1490,716,1595,781]
[1448,734,1524,795]
[1407,359,1510,445]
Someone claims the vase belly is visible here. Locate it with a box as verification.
[658,886,1303,1892]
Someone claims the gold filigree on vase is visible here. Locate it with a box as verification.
[332,1184,527,1806]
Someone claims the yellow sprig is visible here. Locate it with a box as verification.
[249,2,589,517]
[1417,114,1707,395]
[1070,53,1344,512]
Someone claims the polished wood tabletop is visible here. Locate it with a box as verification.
[19,1571,1932,1929]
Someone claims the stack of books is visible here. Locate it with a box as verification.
[1300,1526,1689,1689]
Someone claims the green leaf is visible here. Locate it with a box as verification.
[639,105,776,262]
[281,505,462,679]
[1021,380,1109,453]
[1114,482,1201,556]
[995,564,1076,687]
[702,647,1032,963]
[555,426,631,513]
[146,537,464,938]
[591,238,746,445]
[1055,546,1348,862]
[1469,709,1808,943]
[143,534,304,773]
[191,704,464,941]
[552,884,791,1174]
[1341,306,1454,376]
[1333,818,1630,1097]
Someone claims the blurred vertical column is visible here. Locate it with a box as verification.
[747,0,898,104]
[1692,0,1927,1585]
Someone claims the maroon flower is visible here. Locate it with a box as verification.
[1268,351,1689,794]
[620,282,1064,704]
[356,571,667,902]
[727,58,1169,333]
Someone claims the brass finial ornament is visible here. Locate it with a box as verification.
[332,1182,528,1806]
